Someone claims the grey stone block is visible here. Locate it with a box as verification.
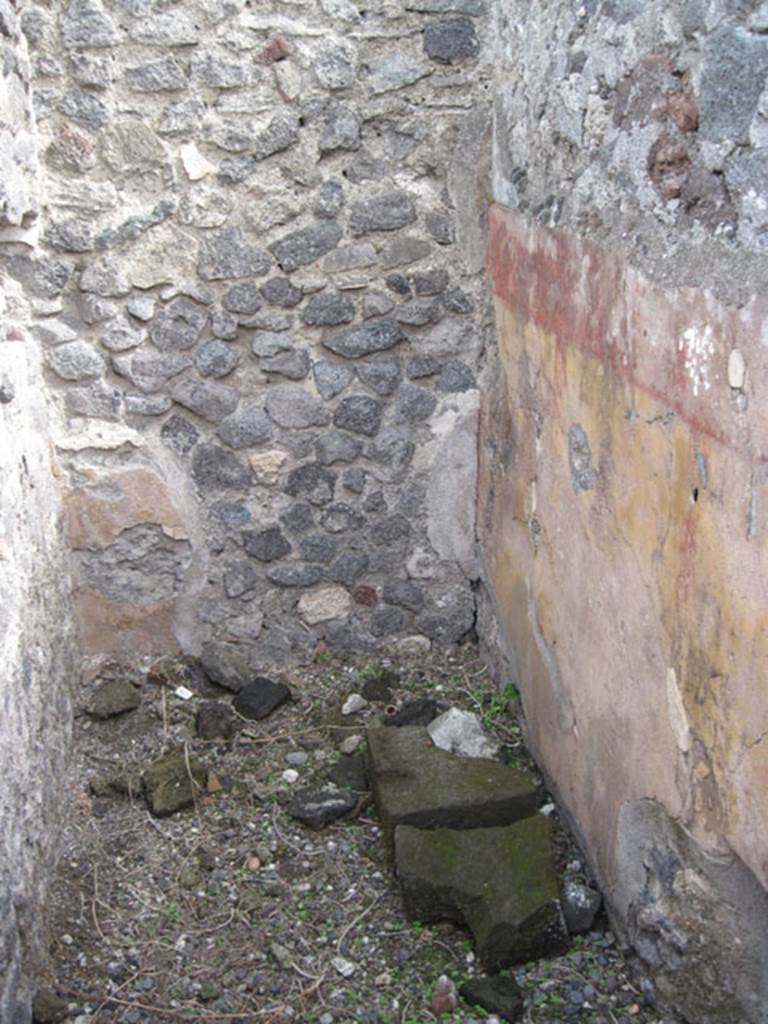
[223,282,263,315]
[323,319,404,359]
[217,402,273,449]
[313,180,345,219]
[260,348,311,380]
[313,359,354,399]
[283,462,337,506]
[151,297,207,352]
[168,377,240,422]
[396,383,438,421]
[315,431,363,465]
[199,228,272,281]
[48,340,104,381]
[301,292,355,326]
[267,563,324,587]
[260,276,303,308]
[299,532,339,563]
[266,383,326,428]
[357,360,401,396]
[349,189,417,235]
[319,106,361,153]
[270,223,343,272]
[242,527,292,562]
[423,18,480,61]
[699,28,768,144]
[253,112,300,161]
[126,56,186,91]
[196,340,240,379]
[334,394,383,436]
[192,443,252,491]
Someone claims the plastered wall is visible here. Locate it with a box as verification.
[482,3,768,1021]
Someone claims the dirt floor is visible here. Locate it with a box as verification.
[37,643,682,1024]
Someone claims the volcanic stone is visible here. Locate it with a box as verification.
[242,527,292,562]
[168,377,239,422]
[288,785,358,829]
[301,292,355,326]
[270,223,343,272]
[233,677,291,720]
[324,319,404,359]
[357,360,401,395]
[367,724,542,845]
[151,297,207,351]
[349,189,417,235]
[423,17,480,61]
[313,359,354,399]
[283,462,337,505]
[217,402,273,449]
[143,749,207,817]
[198,227,271,280]
[87,678,140,719]
[196,701,237,741]
[328,752,368,791]
[334,395,383,436]
[459,976,524,1022]
[260,276,303,307]
[396,818,568,970]
[196,340,240,379]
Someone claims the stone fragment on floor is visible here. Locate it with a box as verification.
[395,817,569,970]
[459,974,524,1022]
[195,700,237,740]
[86,677,140,718]
[427,706,501,759]
[287,784,358,829]
[367,724,542,845]
[232,676,290,720]
[142,748,207,817]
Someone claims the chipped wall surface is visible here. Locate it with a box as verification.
[10,0,494,665]
[483,3,768,1022]
[0,5,79,1019]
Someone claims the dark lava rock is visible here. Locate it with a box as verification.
[424,17,480,61]
[288,784,358,829]
[142,748,207,818]
[196,701,237,740]
[328,752,368,792]
[562,880,602,934]
[360,665,399,702]
[367,724,542,846]
[86,677,141,719]
[382,697,441,727]
[396,818,569,970]
[200,640,250,692]
[232,677,291,720]
[459,975,524,1022]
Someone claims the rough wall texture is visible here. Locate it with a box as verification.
[0,4,79,1019]
[483,3,768,1022]
[13,0,494,667]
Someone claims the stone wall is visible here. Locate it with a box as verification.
[0,3,79,1019]
[482,3,768,1022]
[13,0,494,668]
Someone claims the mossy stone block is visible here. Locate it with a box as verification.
[142,748,207,817]
[366,724,542,847]
[395,816,568,970]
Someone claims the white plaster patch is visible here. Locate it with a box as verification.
[678,324,715,397]
[54,421,144,451]
[728,348,746,390]
[666,667,692,754]
[180,142,215,181]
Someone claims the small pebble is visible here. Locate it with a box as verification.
[61,934,74,946]
[374,972,391,986]
[285,751,308,766]
[282,769,299,784]
[341,693,368,716]
[340,734,362,754]
[331,955,356,977]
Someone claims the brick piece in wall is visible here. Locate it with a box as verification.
[242,527,292,562]
[195,340,241,379]
[266,383,327,428]
[395,383,438,422]
[301,292,355,326]
[333,395,383,437]
[283,462,337,506]
[126,56,186,92]
[349,189,417,235]
[217,402,273,449]
[192,443,252,492]
[313,360,354,399]
[61,0,118,49]
[199,228,272,281]
[423,18,480,61]
[357,360,401,396]
[167,377,240,422]
[150,297,207,351]
[323,319,404,359]
[269,223,343,273]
